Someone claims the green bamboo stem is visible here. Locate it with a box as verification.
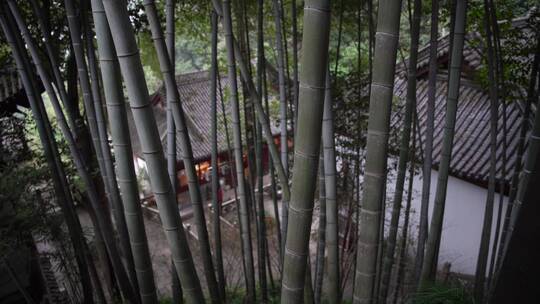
[165,0,177,201]
[6,2,138,301]
[0,76,4,100]
[171,259,184,304]
[164,1,183,300]
[304,257,315,304]
[414,0,439,283]
[392,113,418,304]
[100,1,205,302]
[419,0,468,286]
[11,71,17,93]
[61,3,116,288]
[501,68,540,264]
[90,1,158,302]
[291,0,299,124]
[63,0,108,196]
[210,1,291,230]
[322,70,339,303]
[494,34,539,276]
[314,147,325,304]
[486,0,507,289]
[379,0,421,301]
[279,0,331,302]
[474,2,499,300]
[352,0,403,302]
[2,76,8,102]
[28,0,78,135]
[210,9,227,301]
[141,3,220,302]
[271,0,289,178]
[256,1,268,301]
[263,51,283,264]
[82,4,138,293]
[219,0,256,300]
[0,11,95,303]
[86,4,133,301]
[271,0,290,261]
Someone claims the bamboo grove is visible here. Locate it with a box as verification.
[0,0,538,303]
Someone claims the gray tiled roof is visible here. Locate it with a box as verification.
[128,71,230,161]
[129,70,279,162]
[391,76,524,185]
[391,13,538,186]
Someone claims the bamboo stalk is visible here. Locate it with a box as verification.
[314,146,326,304]
[379,0,421,301]
[414,0,439,283]
[219,0,256,300]
[28,0,78,134]
[474,2,499,300]
[100,1,205,302]
[211,2,291,238]
[141,3,220,302]
[279,1,331,302]
[392,112,418,304]
[256,0,268,301]
[420,0,468,286]
[352,0,403,301]
[90,0,158,302]
[322,69,339,303]
[6,2,138,301]
[0,10,96,304]
[210,9,227,301]
[82,3,138,293]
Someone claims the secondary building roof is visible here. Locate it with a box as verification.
[390,11,538,187]
[128,70,279,163]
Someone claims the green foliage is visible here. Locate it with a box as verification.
[225,283,281,304]
[0,141,60,258]
[157,283,282,304]
[411,282,475,304]
[466,1,539,103]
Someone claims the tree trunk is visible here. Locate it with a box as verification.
[271,0,290,256]
[279,1,331,302]
[0,10,95,304]
[415,0,439,283]
[419,0,468,286]
[256,1,268,302]
[100,1,205,302]
[90,0,159,302]
[28,0,77,135]
[498,31,540,274]
[63,2,116,291]
[352,0,403,301]
[6,2,138,301]
[314,148,326,304]
[219,0,256,301]
[379,0,421,301]
[500,57,540,270]
[392,113,418,304]
[474,2,499,301]
[490,116,540,303]
[322,70,339,303]
[291,0,299,127]
[209,9,227,302]
[141,3,221,302]
[171,259,184,304]
[83,3,139,294]
[210,3,292,241]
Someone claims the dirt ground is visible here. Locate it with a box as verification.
[77,177,302,300]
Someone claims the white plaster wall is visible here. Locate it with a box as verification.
[404,170,508,275]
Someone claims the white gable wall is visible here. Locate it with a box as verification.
[404,169,509,275]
